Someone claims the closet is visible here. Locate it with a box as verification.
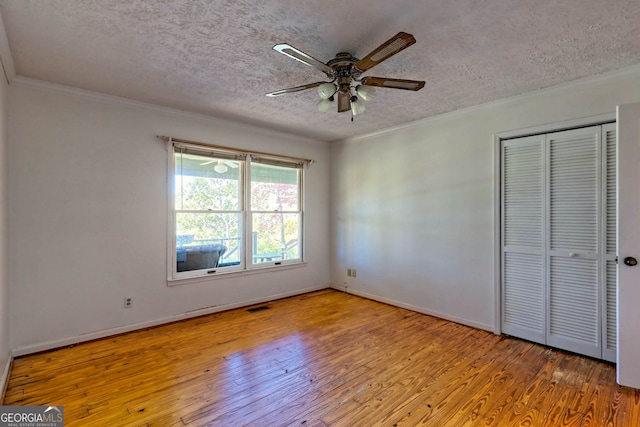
[501,123,617,362]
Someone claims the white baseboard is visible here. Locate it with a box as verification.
[0,350,12,402]
[13,285,329,357]
[331,285,494,332]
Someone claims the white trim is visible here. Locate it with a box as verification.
[493,133,502,335]
[340,64,640,144]
[0,350,12,402]
[495,112,615,140]
[332,285,494,332]
[166,138,175,282]
[11,63,638,146]
[167,260,308,287]
[244,154,251,268]
[0,8,15,84]
[11,76,326,146]
[12,285,328,357]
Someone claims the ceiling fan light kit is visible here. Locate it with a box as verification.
[317,98,333,113]
[350,97,366,116]
[267,32,425,116]
[317,83,337,100]
[356,85,376,101]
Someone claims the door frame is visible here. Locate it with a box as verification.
[616,103,640,388]
[493,112,615,336]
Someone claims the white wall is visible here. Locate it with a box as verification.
[0,66,10,389]
[7,64,640,362]
[331,65,640,331]
[8,81,331,353]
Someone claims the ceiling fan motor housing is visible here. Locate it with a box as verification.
[325,52,361,81]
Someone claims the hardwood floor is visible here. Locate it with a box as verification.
[3,289,639,426]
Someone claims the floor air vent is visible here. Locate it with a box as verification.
[247,305,269,313]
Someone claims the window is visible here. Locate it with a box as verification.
[250,160,301,265]
[171,143,303,279]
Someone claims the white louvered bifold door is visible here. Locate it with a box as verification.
[501,124,617,361]
[501,136,545,344]
[602,123,617,363]
[546,127,601,359]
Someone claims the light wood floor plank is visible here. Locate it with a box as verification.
[3,289,639,426]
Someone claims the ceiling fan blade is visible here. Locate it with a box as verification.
[266,81,326,97]
[354,32,416,73]
[337,92,351,113]
[273,43,333,74]
[361,76,425,91]
[200,160,216,166]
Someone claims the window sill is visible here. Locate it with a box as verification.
[167,261,307,287]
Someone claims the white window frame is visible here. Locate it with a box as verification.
[246,155,304,269]
[167,141,305,282]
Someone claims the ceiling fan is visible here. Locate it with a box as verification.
[266,32,425,116]
[200,159,239,173]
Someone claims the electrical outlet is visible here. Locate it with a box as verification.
[124,297,133,308]
[347,268,352,277]
[352,269,356,277]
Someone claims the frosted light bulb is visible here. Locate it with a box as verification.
[317,98,333,112]
[350,99,366,116]
[356,85,376,101]
[318,83,337,100]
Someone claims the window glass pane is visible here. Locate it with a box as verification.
[175,152,241,211]
[251,163,299,211]
[176,212,242,270]
[252,213,300,264]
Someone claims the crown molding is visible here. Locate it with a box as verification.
[12,60,640,146]
[340,63,640,144]
[12,76,327,146]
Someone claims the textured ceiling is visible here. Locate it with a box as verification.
[1,0,639,142]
